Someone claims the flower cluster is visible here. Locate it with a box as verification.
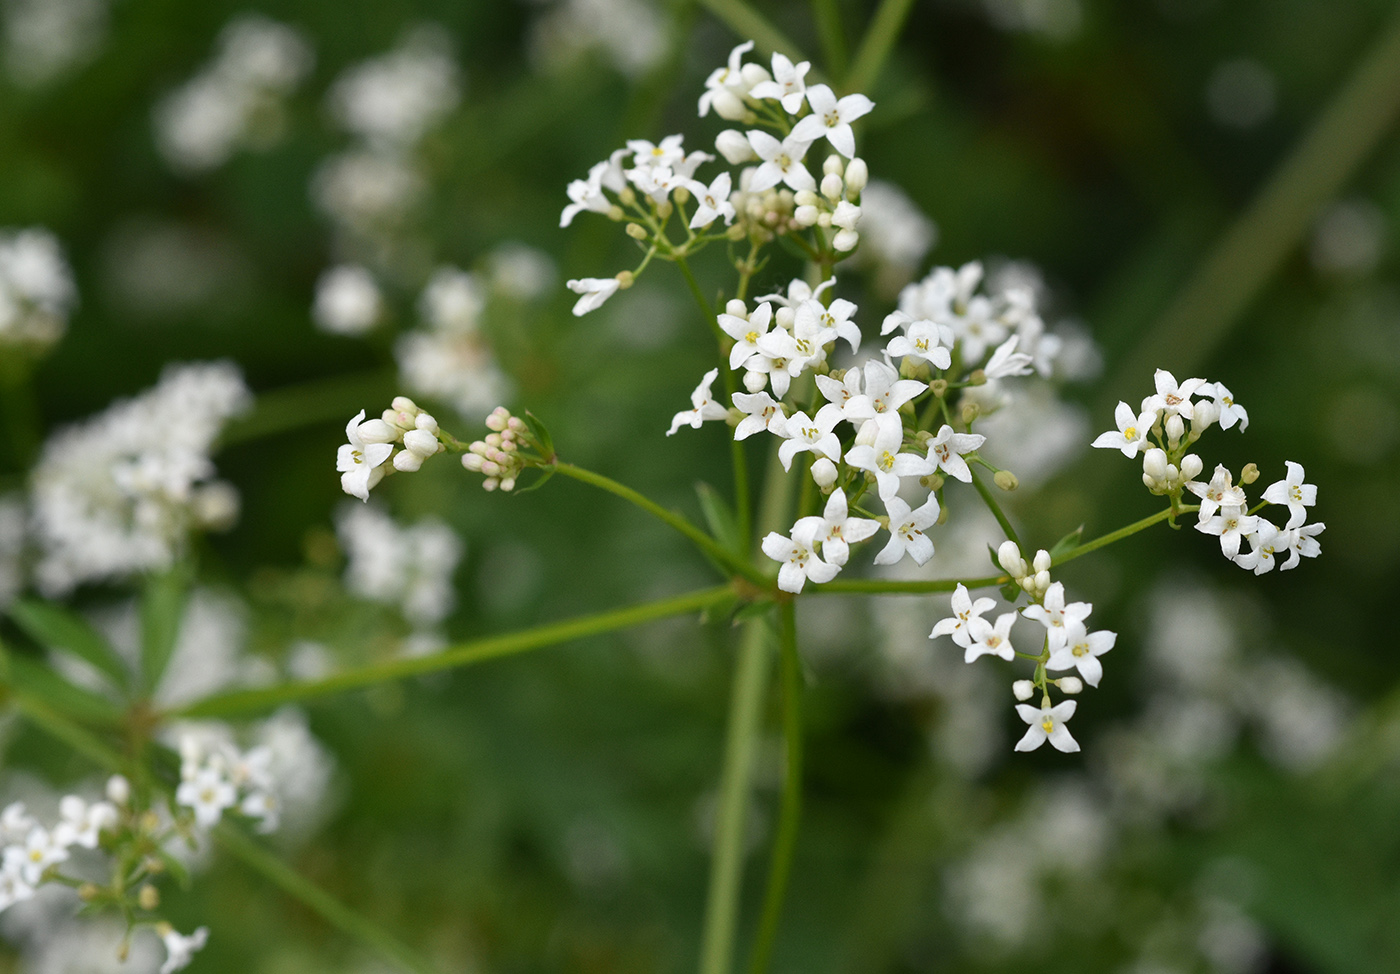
[336,503,463,629]
[175,732,282,833]
[336,396,448,501]
[29,362,250,595]
[1,777,209,973]
[560,42,874,317]
[1092,370,1324,573]
[0,226,77,353]
[153,15,313,173]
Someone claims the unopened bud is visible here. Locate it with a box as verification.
[607,204,626,222]
[356,419,397,443]
[626,222,648,240]
[793,205,819,227]
[969,369,987,386]
[414,413,438,433]
[843,158,868,197]
[1033,549,1052,573]
[1012,680,1035,701]
[1165,412,1185,444]
[140,811,161,834]
[1142,448,1168,483]
[672,186,691,206]
[725,299,747,318]
[1192,400,1218,430]
[929,378,948,398]
[1241,462,1259,485]
[656,200,673,220]
[462,453,484,472]
[1057,676,1083,694]
[743,370,768,393]
[715,129,757,164]
[820,172,843,201]
[392,450,424,473]
[1179,453,1203,481]
[138,884,160,911]
[961,402,981,425]
[993,470,1018,491]
[615,270,635,289]
[919,472,945,491]
[403,429,439,458]
[391,396,418,413]
[78,883,101,902]
[810,457,837,489]
[726,223,747,241]
[822,155,844,177]
[619,187,637,207]
[998,540,1026,578]
[774,306,795,328]
[106,775,131,806]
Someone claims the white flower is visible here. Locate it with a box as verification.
[747,52,810,112]
[732,390,787,440]
[337,409,394,502]
[830,200,862,252]
[160,927,210,974]
[1091,400,1156,458]
[686,171,736,228]
[1201,380,1249,430]
[1046,625,1116,687]
[841,359,924,420]
[793,295,862,353]
[965,612,1018,663]
[0,802,35,844]
[1014,700,1080,753]
[566,276,621,316]
[699,41,756,120]
[627,134,687,171]
[1021,582,1091,652]
[667,368,729,435]
[789,83,874,158]
[845,413,934,501]
[925,425,985,483]
[761,531,839,593]
[11,826,68,885]
[885,318,952,370]
[1278,521,1325,570]
[313,265,381,336]
[791,488,879,566]
[746,130,816,193]
[561,158,618,227]
[53,796,118,850]
[1142,368,1207,421]
[176,766,238,828]
[1261,460,1316,529]
[717,300,774,370]
[1196,507,1259,560]
[1187,463,1247,520]
[0,856,35,913]
[815,367,865,415]
[777,404,844,470]
[873,493,940,566]
[982,335,1035,378]
[929,583,996,649]
[1235,521,1285,575]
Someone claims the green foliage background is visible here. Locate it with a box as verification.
[1,0,1398,971]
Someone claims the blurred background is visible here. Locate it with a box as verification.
[1,0,1398,971]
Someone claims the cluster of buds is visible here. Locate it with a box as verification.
[792,154,867,251]
[998,541,1052,600]
[461,406,528,491]
[337,396,447,501]
[1142,448,1204,495]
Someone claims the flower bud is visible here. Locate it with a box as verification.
[743,370,768,393]
[854,418,880,448]
[820,172,843,201]
[1165,412,1185,444]
[961,402,981,425]
[356,419,397,443]
[726,223,747,241]
[712,89,748,120]
[918,472,945,491]
[725,298,748,318]
[832,228,859,252]
[1033,549,1052,573]
[740,63,771,88]
[929,378,948,398]
[1241,462,1259,484]
[810,457,837,489]
[793,189,819,207]
[774,306,796,328]
[1058,676,1084,694]
[403,429,439,458]
[78,883,101,902]
[138,884,160,911]
[715,129,757,164]
[615,270,635,289]
[1180,453,1203,481]
[462,452,484,472]
[392,450,423,473]
[485,407,510,432]
[626,222,648,240]
[391,396,418,414]
[1142,448,1168,483]
[822,154,844,177]
[1192,400,1218,430]
[607,204,626,222]
[843,158,868,197]
[106,775,131,806]
[1031,570,1050,596]
[793,205,819,227]
[499,477,516,492]
[414,413,438,433]
[672,186,691,206]
[1012,680,1035,701]
[998,540,1027,578]
[968,369,987,386]
[994,470,1019,491]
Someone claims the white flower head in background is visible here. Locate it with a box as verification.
[0,227,78,352]
[328,24,460,150]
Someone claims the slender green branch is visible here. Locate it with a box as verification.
[697,0,807,61]
[176,585,737,718]
[676,254,716,323]
[844,0,917,94]
[215,825,439,974]
[809,573,1007,594]
[1053,504,1199,567]
[554,462,769,587]
[968,466,1022,552]
[812,0,848,80]
[747,600,803,974]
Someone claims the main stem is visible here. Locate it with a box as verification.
[699,444,793,974]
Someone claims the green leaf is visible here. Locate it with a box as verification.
[1049,525,1084,561]
[695,482,744,555]
[8,599,130,690]
[511,466,555,495]
[140,569,189,694]
[2,652,123,723]
[523,410,554,459]
[1000,581,1023,603]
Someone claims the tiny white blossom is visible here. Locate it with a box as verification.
[176,766,237,828]
[1196,507,1259,560]
[1279,521,1325,570]
[717,300,774,370]
[53,796,118,850]
[313,265,382,336]
[789,83,874,158]
[337,409,394,502]
[982,335,1035,378]
[746,130,816,193]
[1091,400,1155,458]
[873,493,939,566]
[1014,700,1080,753]
[791,488,879,566]
[1046,625,1116,687]
[793,295,862,353]
[762,531,839,593]
[845,413,934,501]
[929,583,996,649]
[747,52,810,113]
[1235,521,1285,575]
[842,360,924,420]
[12,826,67,885]
[0,857,35,913]
[667,368,729,435]
[777,404,844,470]
[566,276,621,316]
[1201,380,1249,430]
[925,425,985,483]
[885,318,952,370]
[965,612,1018,663]
[732,390,787,440]
[699,41,756,120]
[1142,368,1207,421]
[686,171,736,228]
[1021,582,1092,652]
[160,927,210,974]
[1261,460,1316,529]
[1187,463,1248,520]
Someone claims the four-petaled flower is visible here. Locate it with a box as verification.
[885,318,952,370]
[845,414,934,501]
[873,493,940,566]
[746,130,816,192]
[1046,625,1116,687]
[747,52,810,113]
[1021,582,1092,651]
[929,583,997,649]
[762,531,839,593]
[777,404,844,470]
[791,488,879,567]
[732,390,787,440]
[1142,368,1207,420]
[667,368,729,435]
[790,83,874,158]
[1014,701,1080,753]
[925,424,985,483]
[337,409,394,502]
[1262,460,1316,529]
[686,171,736,229]
[1092,401,1156,458]
[965,612,1018,663]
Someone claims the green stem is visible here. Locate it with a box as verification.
[553,463,769,587]
[215,825,439,974]
[1053,504,1198,567]
[696,0,807,61]
[844,0,916,94]
[812,0,848,80]
[699,444,794,974]
[176,585,737,718]
[747,600,803,974]
[809,573,1007,594]
[968,466,1022,552]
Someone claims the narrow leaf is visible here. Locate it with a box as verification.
[696,482,744,555]
[141,570,188,694]
[523,410,554,458]
[3,652,123,723]
[511,466,555,495]
[8,599,130,690]
[1049,525,1085,561]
